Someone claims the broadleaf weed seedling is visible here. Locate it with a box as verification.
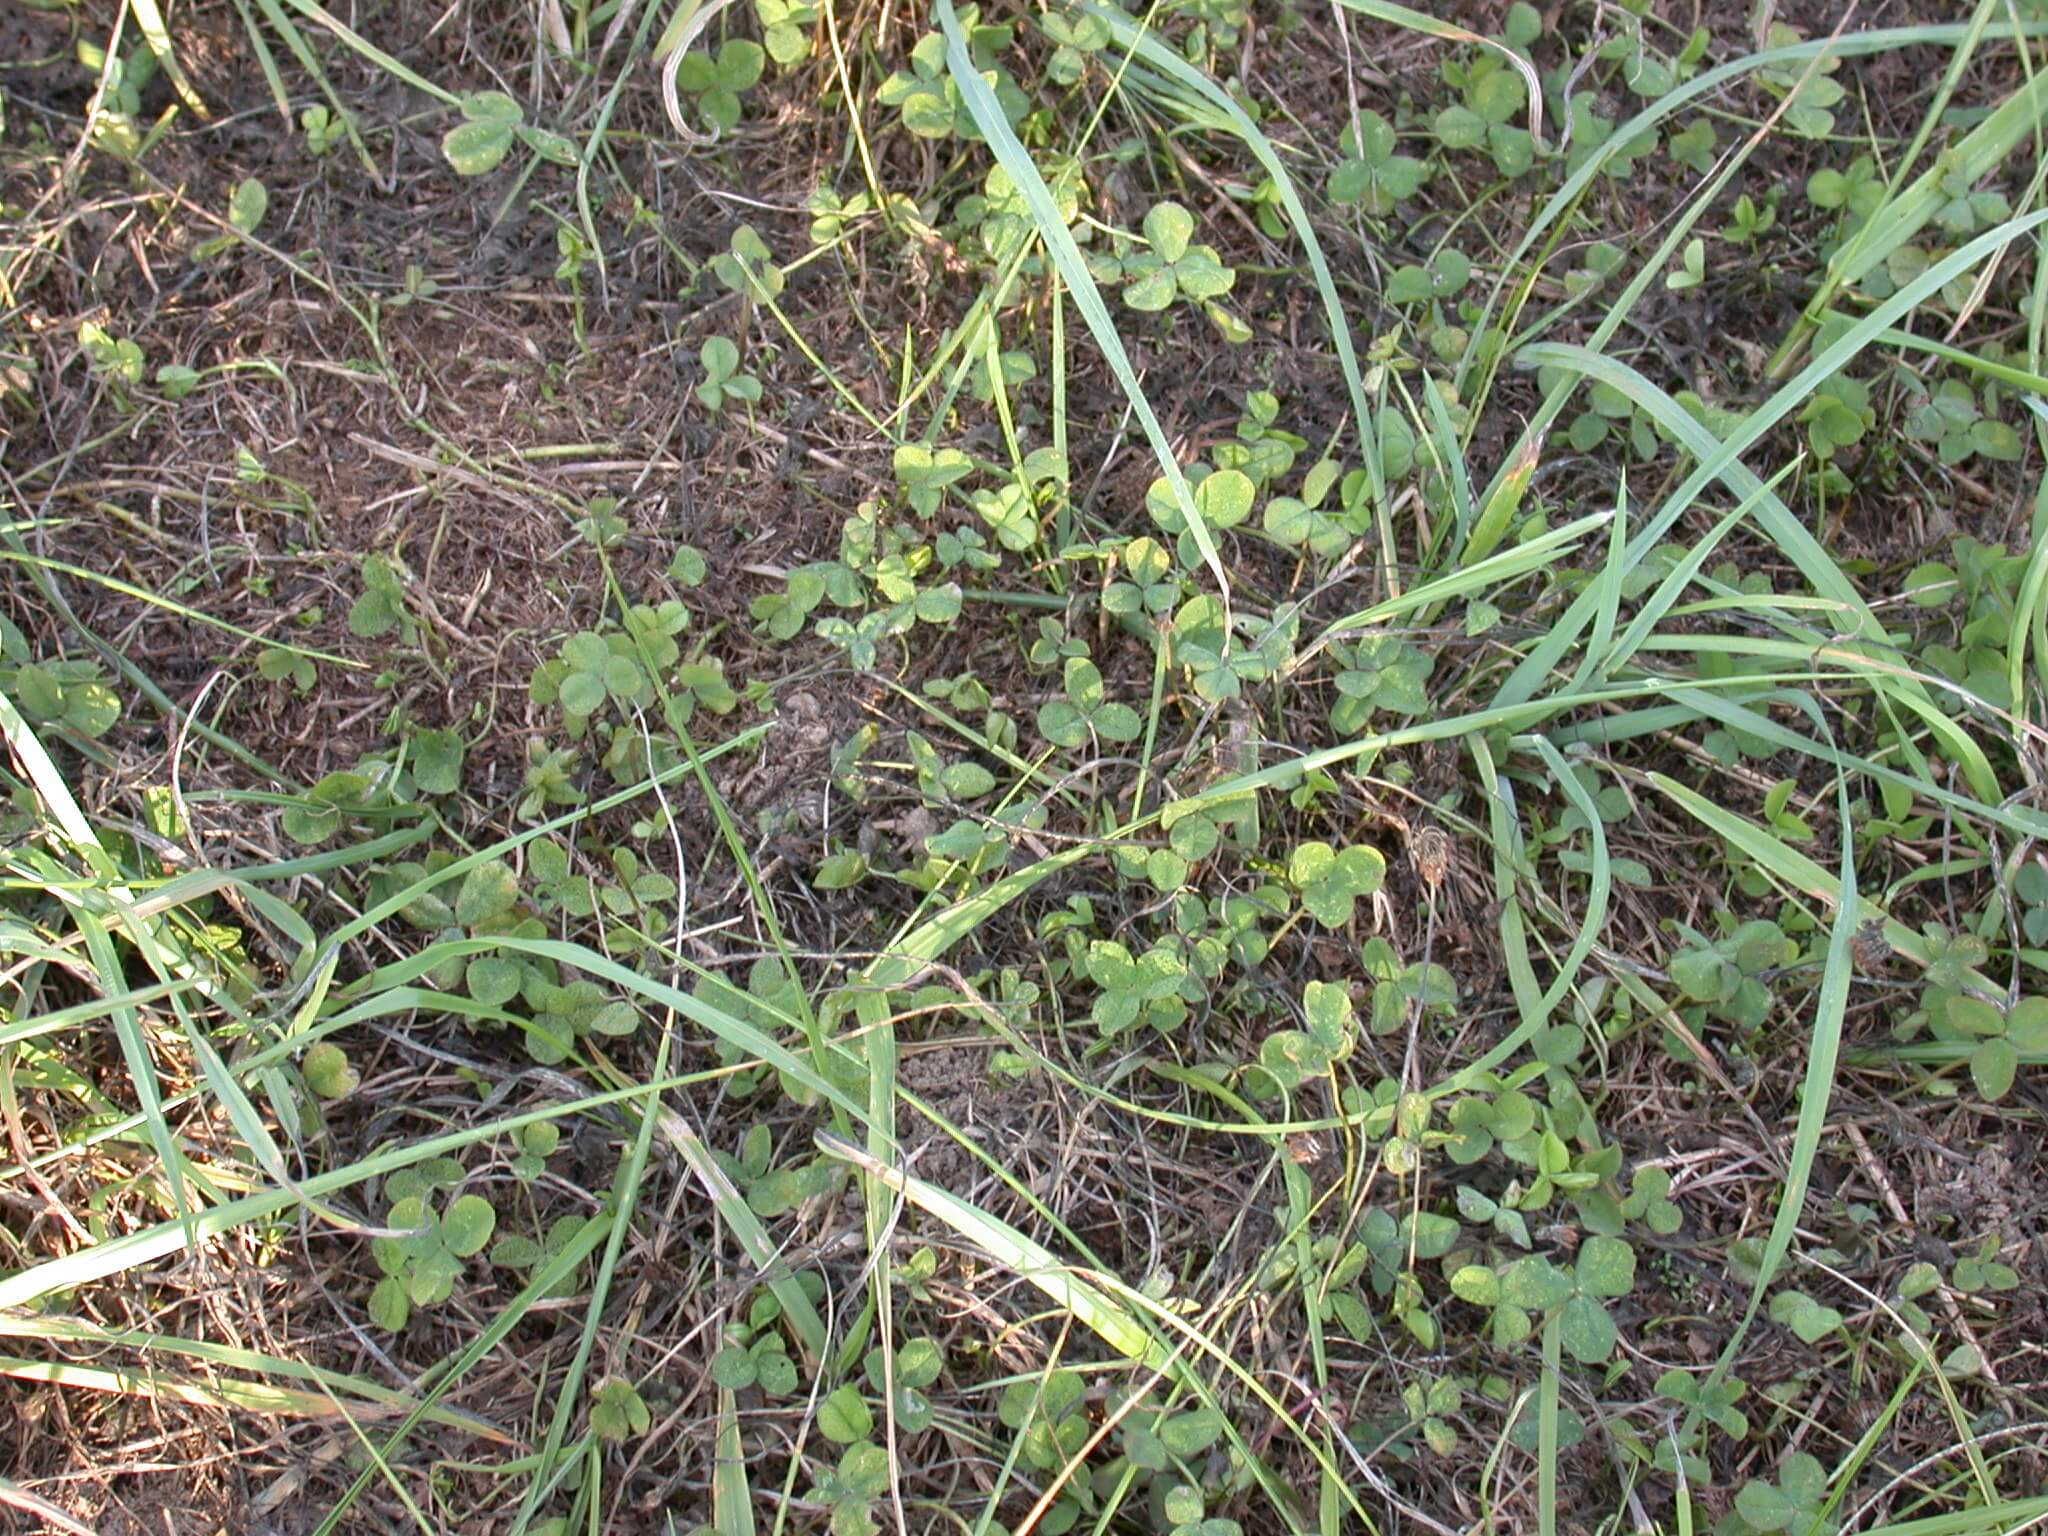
[369,1167,497,1332]
[1108,201,1237,316]
[673,38,764,134]
[876,9,1027,141]
[754,0,819,67]
[696,335,760,414]
[1329,111,1429,214]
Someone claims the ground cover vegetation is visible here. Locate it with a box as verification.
[1,0,2046,1530]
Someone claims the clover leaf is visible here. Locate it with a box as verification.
[1806,154,1885,218]
[301,103,346,156]
[875,18,1027,141]
[711,1327,800,1394]
[1655,1367,1748,1438]
[1259,979,1356,1092]
[591,1377,651,1442]
[302,1042,358,1100]
[1147,464,1255,553]
[1756,24,1845,138]
[1288,841,1387,928]
[1768,1287,1844,1344]
[1620,1165,1682,1235]
[1087,938,1189,1036]
[756,0,817,66]
[998,1369,1090,1469]
[2016,861,2048,945]
[811,1441,892,1536]
[1933,167,2011,237]
[1938,994,2047,1101]
[697,335,760,413]
[861,1338,943,1434]
[1104,534,1182,616]
[1121,202,1236,313]
[1906,378,2021,466]
[441,90,523,175]
[1042,10,1109,83]
[349,552,412,640]
[674,38,763,133]
[1557,1235,1636,1363]
[1330,111,1428,213]
[969,347,1036,404]
[369,1190,497,1331]
[1330,635,1432,732]
[1734,1452,1835,1535]
[281,768,381,846]
[1037,655,1141,747]
[534,629,650,722]
[1263,459,1350,559]
[1387,246,1472,306]
[1437,56,1532,177]
[711,224,784,302]
[5,656,121,740]
[904,730,995,804]
[893,443,973,517]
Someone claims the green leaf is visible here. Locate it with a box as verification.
[1143,201,1194,262]
[1576,1235,1636,1297]
[1093,702,1141,742]
[1971,1036,2019,1100]
[1302,978,1352,1047]
[455,860,520,928]
[1436,104,1486,149]
[756,1347,799,1396]
[815,851,867,890]
[348,587,399,639]
[1500,1255,1571,1311]
[2006,997,2048,1051]
[1735,1478,1797,1532]
[412,727,464,795]
[466,956,523,1007]
[588,1001,639,1037]
[559,671,606,717]
[441,1194,497,1257]
[819,1384,874,1443]
[667,544,708,585]
[368,1274,410,1331]
[1122,258,1177,312]
[1558,1293,1617,1363]
[711,1344,757,1389]
[1768,1288,1843,1344]
[227,176,268,234]
[1449,1265,1499,1305]
[409,1249,460,1307]
[940,762,995,800]
[591,1377,651,1442]
[1158,1407,1223,1456]
[301,1042,357,1100]
[1037,699,1088,748]
[1669,945,1731,1003]
[1194,468,1254,529]
[459,90,523,124]
[894,1338,943,1389]
[702,335,740,382]
[442,117,515,175]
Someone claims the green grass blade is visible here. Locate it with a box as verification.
[938,0,1231,615]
